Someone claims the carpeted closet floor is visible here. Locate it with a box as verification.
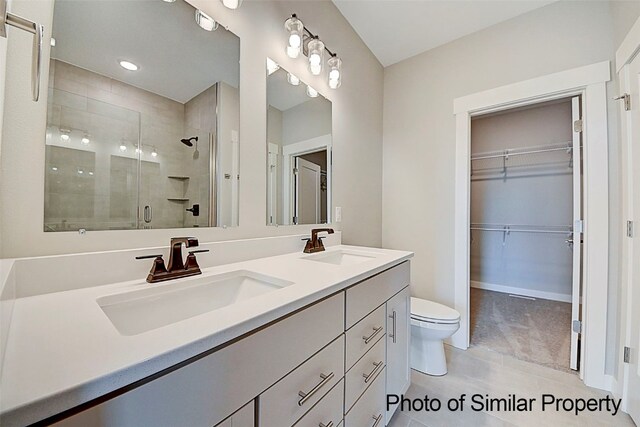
[470,288,573,372]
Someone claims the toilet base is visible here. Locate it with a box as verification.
[410,332,449,376]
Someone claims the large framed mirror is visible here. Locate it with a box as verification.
[266,59,332,226]
[44,0,240,231]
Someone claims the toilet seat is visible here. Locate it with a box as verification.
[411,297,460,325]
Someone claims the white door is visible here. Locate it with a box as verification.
[294,157,320,224]
[569,96,583,371]
[620,51,640,425]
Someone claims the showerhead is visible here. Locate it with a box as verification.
[181,136,198,147]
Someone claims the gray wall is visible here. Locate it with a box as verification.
[282,97,332,146]
[382,1,624,374]
[0,0,384,257]
[470,100,573,300]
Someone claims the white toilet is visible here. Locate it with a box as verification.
[410,297,461,376]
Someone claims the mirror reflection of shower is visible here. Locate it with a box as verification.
[181,136,200,159]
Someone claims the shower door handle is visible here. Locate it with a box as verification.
[0,1,44,102]
[143,205,152,223]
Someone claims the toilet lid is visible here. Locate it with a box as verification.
[411,297,460,324]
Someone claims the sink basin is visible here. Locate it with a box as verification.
[302,249,378,266]
[98,270,293,336]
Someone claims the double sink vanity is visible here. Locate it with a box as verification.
[0,234,413,427]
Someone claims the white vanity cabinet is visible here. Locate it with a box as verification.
[52,261,411,427]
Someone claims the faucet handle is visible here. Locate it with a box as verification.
[135,254,163,260]
[188,249,210,255]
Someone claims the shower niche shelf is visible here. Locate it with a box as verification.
[167,198,189,202]
[168,175,190,180]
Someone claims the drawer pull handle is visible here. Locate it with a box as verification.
[362,326,383,344]
[362,361,383,383]
[319,422,334,427]
[372,413,383,427]
[298,372,334,406]
[389,311,397,343]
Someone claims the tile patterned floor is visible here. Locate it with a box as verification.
[387,345,635,427]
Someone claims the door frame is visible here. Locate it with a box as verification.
[614,15,640,414]
[452,61,611,390]
[282,134,332,225]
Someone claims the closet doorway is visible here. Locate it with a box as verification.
[468,97,583,372]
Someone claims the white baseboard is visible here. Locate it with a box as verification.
[470,280,571,303]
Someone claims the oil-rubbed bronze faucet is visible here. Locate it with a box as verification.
[303,228,335,253]
[136,237,209,283]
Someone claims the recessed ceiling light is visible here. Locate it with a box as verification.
[195,9,218,31]
[119,60,139,71]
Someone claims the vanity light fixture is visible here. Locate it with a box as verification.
[266,58,280,75]
[151,147,158,157]
[307,37,324,76]
[287,72,300,86]
[306,86,318,98]
[51,167,58,171]
[135,147,143,155]
[284,14,342,88]
[285,14,303,58]
[81,134,90,145]
[119,60,138,71]
[328,55,342,89]
[195,9,218,31]
[78,169,84,175]
[221,0,242,9]
[89,171,94,176]
[119,142,127,152]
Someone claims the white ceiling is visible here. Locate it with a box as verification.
[51,0,240,104]
[332,0,556,67]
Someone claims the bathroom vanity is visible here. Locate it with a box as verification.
[0,240,413,426]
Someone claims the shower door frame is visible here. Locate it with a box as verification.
[452,61,611,391]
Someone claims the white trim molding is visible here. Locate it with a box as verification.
[470,281,571,303]
[452,61,611,391]
[282,134,332,226]
[616,16,640,72]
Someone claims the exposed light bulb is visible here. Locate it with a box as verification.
[119,60,138,71]
[327,55,342,89]
[89,171,94,176]
[195,9,218,31]
[289,34,301,48]
[306,86,318,98]
[51,167,58,171]
[81,135,90,145]
[60,129,70,141]
[60,134,69,141]
[119,143,127,151]
[135,148,142,155]
[284,15,304,59]
[221,0,242,8]
[78,169,84,174]
[287,73,300,86]
[151,149,158,157]
[307,37,325,76]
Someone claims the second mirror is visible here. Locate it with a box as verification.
[266,59,332,226]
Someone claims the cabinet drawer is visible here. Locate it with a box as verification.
[345,305,385,370]
[53,294,344,427]
[260,336,345,427]
[344,368,386,427]
[344,335,385,412]
[345,262,410,329]
[293,379,343,427]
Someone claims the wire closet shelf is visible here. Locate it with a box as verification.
[470,141,580,178]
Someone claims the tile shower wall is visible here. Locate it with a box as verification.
[45,59,217,230]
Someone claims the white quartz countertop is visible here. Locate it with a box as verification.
[0,245,413,426]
